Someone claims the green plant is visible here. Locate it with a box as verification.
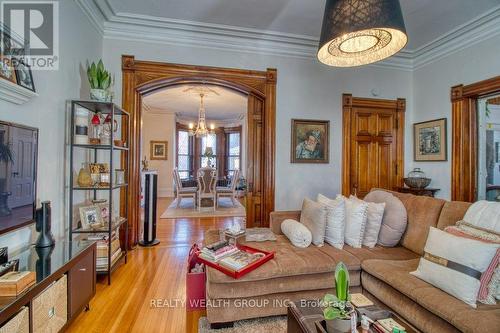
[322,262,351,320]
[87,60,111,90]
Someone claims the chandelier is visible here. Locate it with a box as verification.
[183,85,219,138]
[317,0,407,67]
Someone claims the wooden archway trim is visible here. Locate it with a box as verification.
[450,75,500,202]
[121,55,276,248]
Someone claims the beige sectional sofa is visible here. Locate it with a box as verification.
[204,189,500,332]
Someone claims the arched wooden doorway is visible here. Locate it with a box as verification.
[121,55,276,247]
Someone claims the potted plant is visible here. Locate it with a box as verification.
[322,262,354,333]
[87,59,112,102]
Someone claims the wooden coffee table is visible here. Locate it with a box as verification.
[287,298,420,333]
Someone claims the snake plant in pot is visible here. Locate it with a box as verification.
[322,262,354,333]
[87,60,112,102]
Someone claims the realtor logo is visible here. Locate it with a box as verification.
[1,1,59,70]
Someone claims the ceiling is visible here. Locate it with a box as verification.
[142,84,247,121]
[107,0,500,50]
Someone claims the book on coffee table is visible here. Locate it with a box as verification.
[350,293,374,307]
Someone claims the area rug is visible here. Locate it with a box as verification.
[198,316,286,333]
[160,197,246,219]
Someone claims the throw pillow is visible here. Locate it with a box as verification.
[337,195,368,248]
[281,219,312,248]
[410,227,499,308]
[317,194,345,249]
[300,198,328,247]
[463,200,500,233]
[364,190,407,247]
[350,195,385,248]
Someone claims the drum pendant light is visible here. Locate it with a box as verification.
[317,0,407,67]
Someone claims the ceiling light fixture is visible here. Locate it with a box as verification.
[317,0,407,67]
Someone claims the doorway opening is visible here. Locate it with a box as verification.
[477,95,500,201]
[121,56,276,247]
[140,84,248,218]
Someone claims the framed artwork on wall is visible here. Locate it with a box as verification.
[414,118,447,161]
[14,59,35,92]
[290,119,329,163]
[150,140,168,160]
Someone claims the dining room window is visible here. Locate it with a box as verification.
[176,129,193,179]
[200,133,217,168]
[226,131,241,177]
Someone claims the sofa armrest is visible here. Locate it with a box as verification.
[270,211,301,235]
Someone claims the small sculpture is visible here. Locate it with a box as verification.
[142,156,149,171]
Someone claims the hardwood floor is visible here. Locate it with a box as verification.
[67,198,236,333]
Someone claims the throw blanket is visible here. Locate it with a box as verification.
[281,219,312,248]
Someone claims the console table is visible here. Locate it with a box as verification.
[396,187,440,197]
[0,240,96,332]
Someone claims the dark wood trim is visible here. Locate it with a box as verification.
[450,76,500,202]
[342,94,405,196]
[122,56,276,246]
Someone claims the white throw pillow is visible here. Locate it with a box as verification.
[350,195,385,248]
[337,195,368,248]
[317,194,346,249]
[300,198,328,247]
[463,201,500,233]
[281,219,312,248]
[411,227,499,308]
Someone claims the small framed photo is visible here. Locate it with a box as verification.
[150,141,168,160]
[79,205,103,230]
[0,57,16,83]
[414,118,447,161]
[96,203,110,224]
[291,119,330,163]
[14,59,35,92]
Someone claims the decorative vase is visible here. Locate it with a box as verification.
[408,167,425,178]
[90,88,111,102]
[77,164,93,187]
[74,108,89,144]
[35,201,55,248]
[325,318,352,333]
[404,168,431,189]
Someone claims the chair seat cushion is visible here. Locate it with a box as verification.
[344,245,419,262]
[362,259,500,332]
[216,187,233,193]
[178,187,197,193]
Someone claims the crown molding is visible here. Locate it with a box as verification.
[77,0,500,71]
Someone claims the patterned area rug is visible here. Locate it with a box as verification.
[198,316,287,333]
[160,197,246,219]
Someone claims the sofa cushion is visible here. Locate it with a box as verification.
[436,201,471,230]
[344,245,419,263]
[362,259,500,332]
[205,231,361,284]
[300,198,328,246]
[393,192,446,255]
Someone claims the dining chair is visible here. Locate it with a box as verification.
[216,169,240,207]
[173,168,197,209]
[197,167,217,211]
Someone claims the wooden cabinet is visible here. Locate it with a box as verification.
[68,248,96,318]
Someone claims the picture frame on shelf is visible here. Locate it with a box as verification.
[13,59,35,92]
[150,140,168,160]
[414,118,447,161]
[290,119,330,163]
[79,205,103,230]
[95,202,110,224]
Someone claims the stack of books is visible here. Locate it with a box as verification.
[199,240,239,262]
[372,318,406,333]
[0,271,35,296]
[88,232,122,271]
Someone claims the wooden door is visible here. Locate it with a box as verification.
[8,126,36,208]
[246,93,264,227]
[342,94,405,198]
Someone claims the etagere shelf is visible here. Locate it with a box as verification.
[68,100,129,285]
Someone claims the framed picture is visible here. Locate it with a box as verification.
[291,119,330,163]
[150,140,168,160]
[414,118,447,161]
[79,205,103,230]
[14,59,35,92]
[0,58,16,83]
[96,202,110,224]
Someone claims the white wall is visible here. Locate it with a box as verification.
[412,34,500,199]
[141,112,176,197]
[103,39,413,210]
[0,1,102,254]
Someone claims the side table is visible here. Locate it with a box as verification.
[396,187,440,197]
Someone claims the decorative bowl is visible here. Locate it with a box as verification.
[404,177,431,189]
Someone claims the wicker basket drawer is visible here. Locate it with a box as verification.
[0,307,29,333]
[33,275,67,333]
